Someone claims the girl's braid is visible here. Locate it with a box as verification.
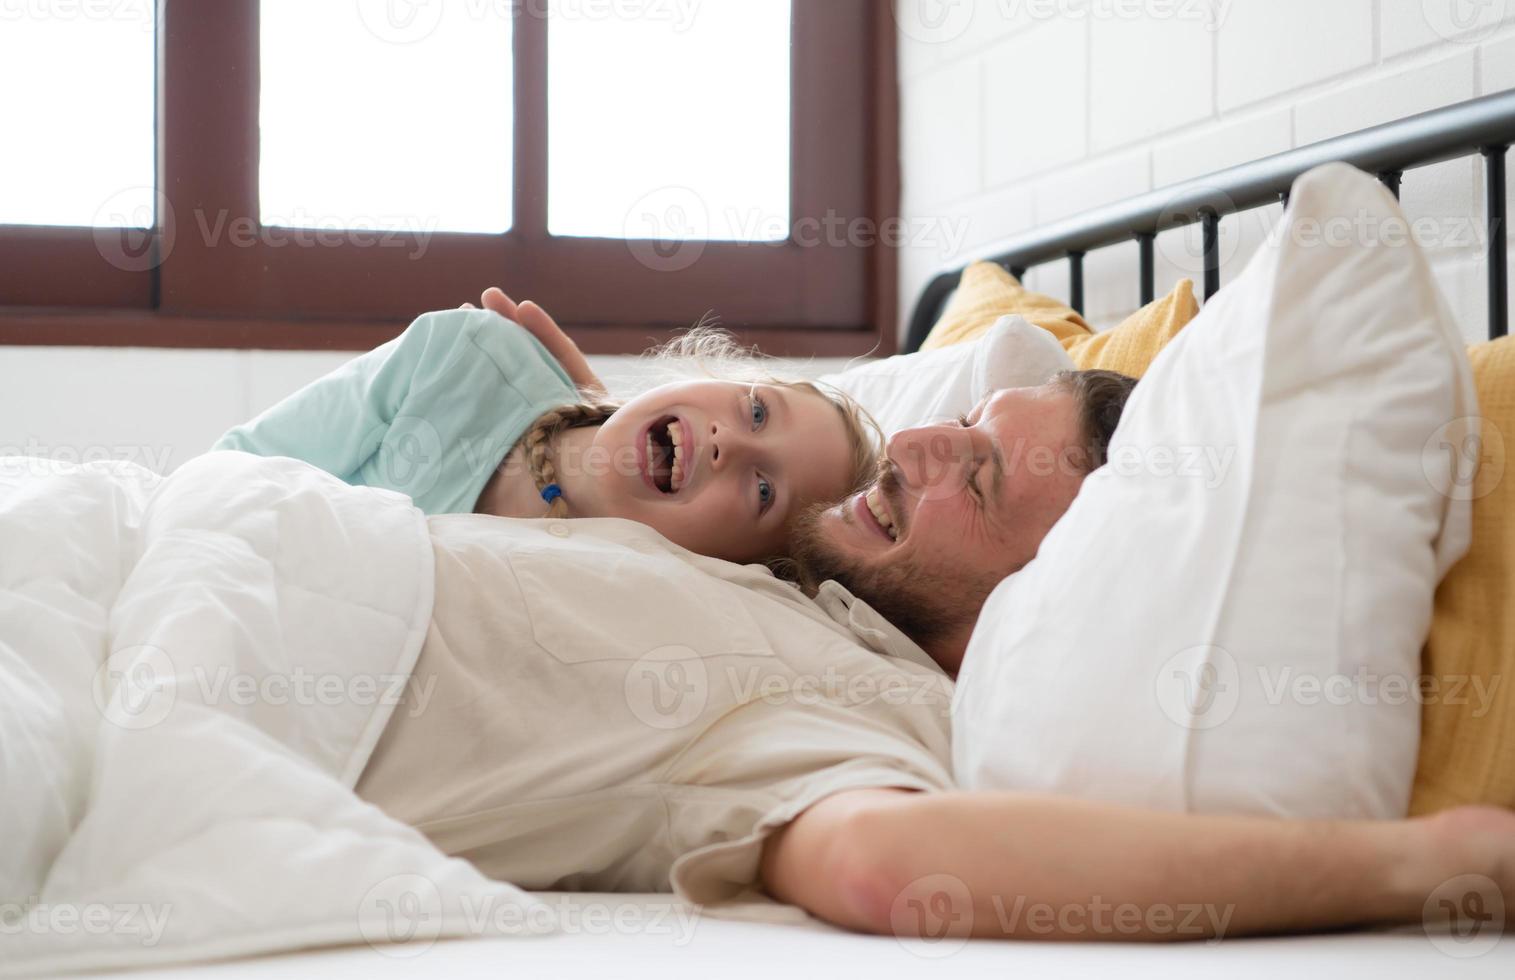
[520,401,620,517]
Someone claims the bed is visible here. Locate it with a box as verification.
[60,893,1515,979]
[15,95,1515,979]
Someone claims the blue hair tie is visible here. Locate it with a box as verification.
[540,484,564,505]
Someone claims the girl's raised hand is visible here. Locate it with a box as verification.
[462,288,607,398]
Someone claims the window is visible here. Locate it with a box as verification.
[0,7,154,227]
[547,1,792,242]
[0,1,897,356]
[0,2,157,310]
[260,1,514,234]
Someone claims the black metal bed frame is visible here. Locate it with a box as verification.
[903,89,1515,354]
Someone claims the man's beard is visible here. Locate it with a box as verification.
[787,502,994,653]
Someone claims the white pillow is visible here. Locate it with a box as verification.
[952,164,1478,820]
[821,315,1074,435]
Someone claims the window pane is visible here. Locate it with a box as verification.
[260,0,512,234]
[0,5,154,227]
[548,0,792,241]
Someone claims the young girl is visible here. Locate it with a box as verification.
[213,289,879,566]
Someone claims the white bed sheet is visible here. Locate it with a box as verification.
[59,893,1514,979]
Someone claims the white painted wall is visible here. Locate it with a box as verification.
[0,347,852,475]
[895,0,1515,342]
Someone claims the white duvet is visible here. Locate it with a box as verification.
[0,452,550,977]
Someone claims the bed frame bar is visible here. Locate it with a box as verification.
[903,90,1515,353]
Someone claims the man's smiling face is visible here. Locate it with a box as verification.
[789,375,1128,673]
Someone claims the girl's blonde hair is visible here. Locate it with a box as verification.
[521,321,883,532]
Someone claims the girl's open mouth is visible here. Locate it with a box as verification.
[643,416,690,494]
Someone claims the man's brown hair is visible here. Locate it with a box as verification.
[1049,369,1139,472]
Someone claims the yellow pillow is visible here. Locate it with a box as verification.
[1062,279,1200,378]
[1410,337,1515,815]
[920,262,1092,351]
[919,263,1200,378]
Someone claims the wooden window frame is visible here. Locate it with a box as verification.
[0,1,898,357]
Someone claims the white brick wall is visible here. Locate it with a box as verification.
[1217,0,1375,111]
[1090,12,1214,150]
[983,17,1090,185]
[896,0,1515,343]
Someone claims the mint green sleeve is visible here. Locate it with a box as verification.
[213,310,491,479]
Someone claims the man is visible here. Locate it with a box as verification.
[762,369,1514,941]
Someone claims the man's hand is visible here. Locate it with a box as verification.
[461,288,607,397]
[1420,804,1515,926]
[761,789,1515,942]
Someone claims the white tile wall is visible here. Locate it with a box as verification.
[897,0,1515,340]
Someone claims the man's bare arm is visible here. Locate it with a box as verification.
[761,788,1514,941]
